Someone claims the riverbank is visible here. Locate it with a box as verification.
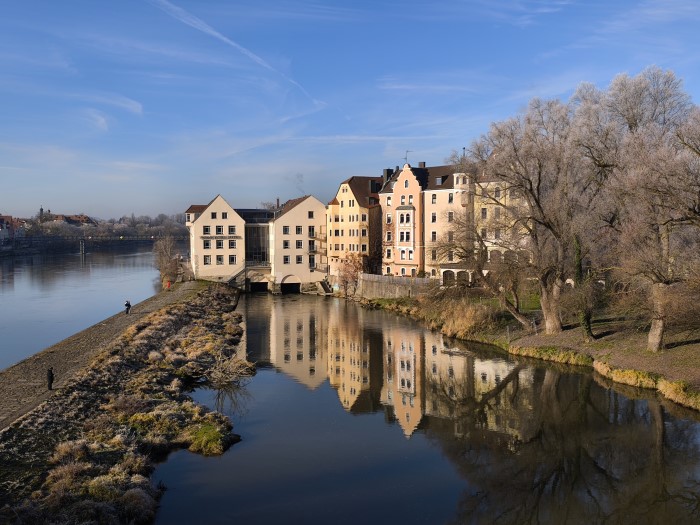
[363,296,700,412]
[0,282,251,523]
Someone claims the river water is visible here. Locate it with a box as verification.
[154,293,700,525]
[2,252,700,523]
[0,248,161,370]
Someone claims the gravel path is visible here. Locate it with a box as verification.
[0,281,204,431]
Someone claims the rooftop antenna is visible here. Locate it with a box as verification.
[403,150,412,164]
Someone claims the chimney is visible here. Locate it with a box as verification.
[383,168,393,184]
[419,161,426,168]
[276,197,280,209]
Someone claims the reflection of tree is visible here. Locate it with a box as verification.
[212,380,252,417]
[424,368,700,524]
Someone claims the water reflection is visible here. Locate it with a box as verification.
[231,295,700,524]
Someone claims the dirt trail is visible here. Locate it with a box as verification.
[0,281,203,431]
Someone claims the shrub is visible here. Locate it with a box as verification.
[186,423,226,455]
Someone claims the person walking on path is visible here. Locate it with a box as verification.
[47,367,54,391]
[124,300,131,315]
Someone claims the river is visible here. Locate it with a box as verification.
[2,253,700,523]
[0,248,161,370]
[154,293,700,525]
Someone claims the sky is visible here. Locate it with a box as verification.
[2,0,699,220]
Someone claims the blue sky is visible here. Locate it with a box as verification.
[2,0,699,219]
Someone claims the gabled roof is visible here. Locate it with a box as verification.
[277,195,313,219]
[185,204,208,214]
[379,164,474,193]
[343,176,383,207]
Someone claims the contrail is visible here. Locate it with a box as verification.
[147,0,321,105]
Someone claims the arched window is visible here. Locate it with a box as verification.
[404,180,409,188]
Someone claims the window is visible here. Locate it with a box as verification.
[283,256,290,264]
[203,240,211,249]
[361,213,367,221]
[495,228,501,239]
[211,212,217,219]
[448,193,454,203]
[401,195,406,205]
[386,213,392,224]
[203,255,211,265]
[448,211,454,222]
[400,232,405,242]
[296,240,303,249]
[406,231,411,242]
[308,226,315,237]
[228,225,236,235]
[401,250,406,260]
[432,194,437,204]
[401,267,406,276]
[229,255,237,264]
[386,231,392,242]
[495,207,501,219]
[448,251,454,262]
[404,180,409,188]
[361,244,367,252]
[431,212,436,223]
[203,226,210,235]
[229,240,236,249]
[408,195,413,204]
[432,249,437,260]
[481,208,487,219]
[495,188,501,199]
[340,201,344,208]
[308,211,314,219]
[309,255,316,268]
[186,213,191,222]
[296,255,303,264]
[216,240,223,249]
[283,240,290,249]
[309,241,315,251]
[448,231,454,242]
[405,214,411,224]
[387,196,392,206]
[222,212,228,219]
[296,226,303,235]
[408,250,414,260]
[400,214,405,224]
[386,249,392,259]
[216,225,223,235]
[386,266,391,274]
[361,229,367,237]
[431,231,437,242]
[216,255,224,265]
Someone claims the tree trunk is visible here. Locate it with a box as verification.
[574,235,595,342]
[501,296,531,331]
[647,283,666,352]
[540,281,563,334]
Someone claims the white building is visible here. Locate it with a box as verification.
[185,195,246,282]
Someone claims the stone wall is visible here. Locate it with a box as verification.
[355,273,432,299]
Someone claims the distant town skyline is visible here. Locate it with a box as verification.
[2,0,699,219]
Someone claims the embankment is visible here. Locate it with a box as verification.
[0,281,251,523]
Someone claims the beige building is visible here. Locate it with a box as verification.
[185,195,245,282]
[326,176,383,280]
[269,195,328,294]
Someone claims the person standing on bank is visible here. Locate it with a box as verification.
[124,300,131,315]
[47,367,54,391]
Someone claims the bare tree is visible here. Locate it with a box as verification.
[338,252,364,298]
[154,235,179,284]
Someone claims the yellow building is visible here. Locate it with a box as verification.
[326,176,383,281]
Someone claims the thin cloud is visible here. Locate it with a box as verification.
[83,109,109,131]
[147,0,324,107]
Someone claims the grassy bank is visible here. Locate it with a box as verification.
[364,293,700,412]
[0,283,252,523]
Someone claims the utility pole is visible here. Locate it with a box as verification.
[403,150,412,164]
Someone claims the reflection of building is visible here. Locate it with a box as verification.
[381,328,425,437]
[326,300,383,412]
[268,297,329,389]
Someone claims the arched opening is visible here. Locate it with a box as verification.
[248,281,268,293]
[457,271,468,285]
[443,270,455,286]
[280,275,302,294]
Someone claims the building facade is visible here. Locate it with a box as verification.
[185,195,246,282]
[326,176,383,280]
